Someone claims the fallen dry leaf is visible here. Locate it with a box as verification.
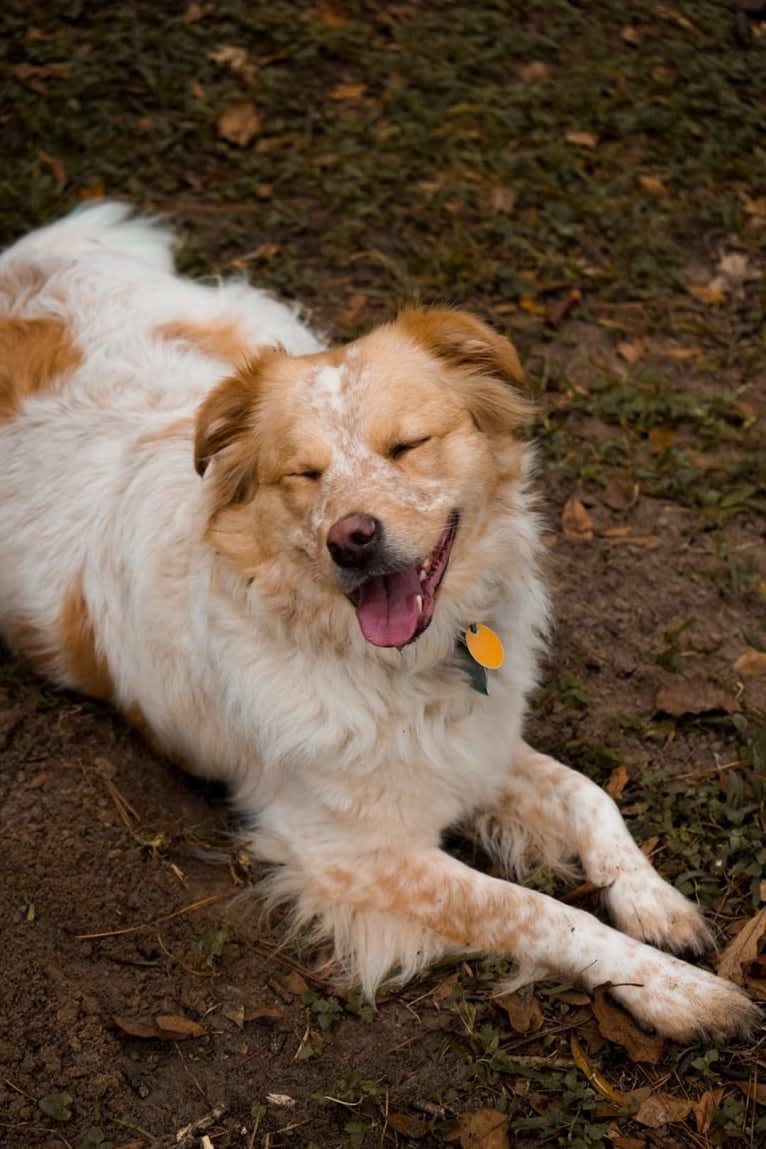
[561,496,593,541]
[208,45,257,84]
[519,60,550,82]
[653,4,698,34]
[617,339,644,364]
[154,1013,207,1039]
[716,905,766,985]
[217,102,261,147]
[182,1,208,23]
[266,1093,296,1107]
[605,765,629,801]
[389,1113,428,1138]
[622,25,642,46]
[565,130,598,149]
[336,293,368,329]
[570,1035,627,1105]
[489,186,516,214]
[633,1093,692,1129]
[328,82,366,100]
[638,175,667,197]
[221,1004,245,1028]
[592,987,665,1063]
[692,1089,723,1135]
[112,1013,206,1040]
[610,1138,645,1149]
[740,1079,766,1106]
[655,344,702,361]
[495,986,544,1033]
[545,288,581,328]
[283,970,309,995]
[655,678,741,718]
[647,426,678,454]
[38,149,66,185]
[734,648,766,676]
[445,1108,510,1149]
[245,1005,285,1024]
[687,283,724,306]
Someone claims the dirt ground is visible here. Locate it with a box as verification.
[1,3,765,1148]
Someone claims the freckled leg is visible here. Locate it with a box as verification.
[313,847,756,1042]
[475,740,714,954]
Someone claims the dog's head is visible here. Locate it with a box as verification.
[195,309,530,649]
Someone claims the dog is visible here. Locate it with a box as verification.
[0,204,758,1043]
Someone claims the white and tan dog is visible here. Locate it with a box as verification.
[0,204,757,1041]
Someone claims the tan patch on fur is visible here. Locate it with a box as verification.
[0,317,82,422]
[155,318,254,366]
[59,578,113,700]
[0,263,48,311]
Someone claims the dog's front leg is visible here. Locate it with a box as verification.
[475,740,713,955]
[314,847,756,1042]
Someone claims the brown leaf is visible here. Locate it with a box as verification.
[445,1109,510,1149]
[610,1138,645,1149]
[605,766,629,801]
[489,186,516,214]
[734,649,766,676]
[336,293,368,329]
[38,149,66,185]
[519,61,550,82]
[621,25,643,46]
[217,102,261,147]
[561,496,593,541]
[692,1089,723,1135]
[638,175,668,197]
[431,972,460,1002]
[655,678,741,718]
[716,906,766,985]
[244,1005,284,1024]
[283,970,309,995]
[639,836,659,858]
[617,339,644,364]
[647,426,677,454]
[592,987,665,1063]
[570,1036,627,1105]
[565,131,598,149]
[545,288,582,328]
[654,343,702,360]
[221,1004,245,1028]
[633,1093,692,1129]
[112,1016,163,1039]
[687,283,724,306]
[208,45,256,84]
[154,1013,207,1039]
[328,82,367,100]
[182,1,208,23]
[495,986,544,1033]
[389,1113,428,1138]
[740,1079,766,1106]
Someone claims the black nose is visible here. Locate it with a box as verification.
[327,514,383,569]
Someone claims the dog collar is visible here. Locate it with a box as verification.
[456,623,505,695]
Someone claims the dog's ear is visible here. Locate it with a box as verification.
[396,308,532,434]
[194,350,280,504]
[194,373,256,479]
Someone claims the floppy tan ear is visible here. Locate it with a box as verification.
[194,373,256,478]
[396,308,531,433]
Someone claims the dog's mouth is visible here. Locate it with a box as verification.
[349,513,459,648]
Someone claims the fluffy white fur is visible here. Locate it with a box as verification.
[0,204,758,1043]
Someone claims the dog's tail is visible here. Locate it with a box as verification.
[1,201,176,275]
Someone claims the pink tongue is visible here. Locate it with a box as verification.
[356,569,422,647]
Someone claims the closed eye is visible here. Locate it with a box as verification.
[388,437,431,461]
[286,469,323,481]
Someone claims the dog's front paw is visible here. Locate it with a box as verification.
[608,952,760,1043]
[604,867,714,956]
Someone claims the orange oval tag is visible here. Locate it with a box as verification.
[465,624,504,670]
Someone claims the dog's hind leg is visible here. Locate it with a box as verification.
[472,740,714,956]
[308,846,757,1042]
